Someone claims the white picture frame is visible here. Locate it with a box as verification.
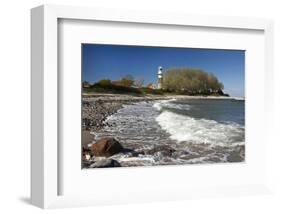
[31,4,274,209]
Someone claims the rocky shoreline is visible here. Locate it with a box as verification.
[82,93,239,132]
[82,136,182,168]
[82,94,168,132]
[82,93,245,168]
[82,94,171,168]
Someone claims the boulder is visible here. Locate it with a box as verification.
[91,137,123,157]
[89,159,121,168]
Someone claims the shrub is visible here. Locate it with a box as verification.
[140,88,164,95]
[97,79,111,87]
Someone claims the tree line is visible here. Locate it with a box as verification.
[83,68,227,96]
[162,68,225,95]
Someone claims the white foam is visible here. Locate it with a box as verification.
[233,97,245,101]
[153,99,190,111]
[117,156,155,163]
[155,111,244,146]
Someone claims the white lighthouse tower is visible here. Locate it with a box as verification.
[157,66,163,89]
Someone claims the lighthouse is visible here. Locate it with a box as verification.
[157,66,163,89]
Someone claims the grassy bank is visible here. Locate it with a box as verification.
[83,83,229,97]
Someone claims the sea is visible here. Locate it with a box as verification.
[94,98,245,167]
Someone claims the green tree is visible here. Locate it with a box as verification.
[98,79,111,87]
[162,68,224,94]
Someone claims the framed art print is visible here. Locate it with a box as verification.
[81,44,245,168]
[31,5,274,209]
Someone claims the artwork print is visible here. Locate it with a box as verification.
[82,44,245,169]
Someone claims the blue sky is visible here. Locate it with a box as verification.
[82,44,245,97]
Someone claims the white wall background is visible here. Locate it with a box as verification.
[0,0,280,213]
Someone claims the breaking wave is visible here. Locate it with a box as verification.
[155,111,244,146]
[93,98,245,166]
[153,99,190,111]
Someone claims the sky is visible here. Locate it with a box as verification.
[82,44,245,97]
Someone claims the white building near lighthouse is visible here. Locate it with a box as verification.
[157,66,163,89]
